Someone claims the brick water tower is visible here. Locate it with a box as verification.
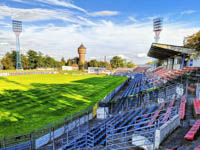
[78,44,86,64]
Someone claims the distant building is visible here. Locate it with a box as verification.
[88,67,107,74]
[62,66,78,71]
[78,44,86,64]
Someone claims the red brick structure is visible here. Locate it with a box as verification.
[78,44,86,64]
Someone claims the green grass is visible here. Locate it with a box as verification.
[0,74,126,137]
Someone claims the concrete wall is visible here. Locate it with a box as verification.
[155,114,180,149]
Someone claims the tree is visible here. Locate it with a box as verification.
[61,57,66,66]
[21,54,29,69]
[27,50,38,69]
[72,57,79,64]
[146,61,153,65]
[66,59,73,66]
[127,61,135,68]
[37,52,45,68]
[110,56,124,68]
[88,59,99,67]
[1,57,14,69]
[185,31,200,51]
[98,61,105,67]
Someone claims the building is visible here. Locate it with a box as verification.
[88,67,107,74]
[148,43,198,70]
[78,44,86,64]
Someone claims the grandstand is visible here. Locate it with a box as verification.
[2,65,200,149]
[1,35,200,150]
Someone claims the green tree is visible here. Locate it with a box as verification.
[88,59,99,67]
[98,61,105,67]
[185,31,200,51]
[127,61,135,68]
[61,57,66,66]
[37,52,45,68]
[110,56,124,68]
[66,59,73,66]
[27,50,38,69]
[72,57,79,64]
[1,57,14,69]
[21,54,29,69]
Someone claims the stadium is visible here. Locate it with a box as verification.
[1,1,200,150]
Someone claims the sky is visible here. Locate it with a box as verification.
[0,0,200,64]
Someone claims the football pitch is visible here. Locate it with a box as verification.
[0,74,126,137]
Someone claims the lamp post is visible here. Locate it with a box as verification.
[153,18,163,43]
[12,20,23,70]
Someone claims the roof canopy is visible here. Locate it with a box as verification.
[148,43,195,60]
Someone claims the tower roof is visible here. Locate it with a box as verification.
[78,44,86,49]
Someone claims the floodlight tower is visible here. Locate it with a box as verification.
[12,20,23,70]
[153,18,163,43]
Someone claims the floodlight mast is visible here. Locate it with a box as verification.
[12,20,23,70]
[153,18,163,43]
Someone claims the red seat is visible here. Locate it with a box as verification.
[184,119,200,140]
[179,96,186,120]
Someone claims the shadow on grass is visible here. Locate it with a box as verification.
[0,77,25,87]
[0,76,122,137]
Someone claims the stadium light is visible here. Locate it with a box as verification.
[12,20,23,70]
[153,18,163,43]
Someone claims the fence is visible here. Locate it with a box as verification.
[106,106,178,150]
[0,71,58,77]
[101,80,127,103]
[0,77,127,150]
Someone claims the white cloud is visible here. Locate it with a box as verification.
[90,56,97,60]
[129,16,137,23]
[0,5,96,26]
[89,11,119,17]
[117,54,129,60]
[181,10,196,15]
[0,4,199,64]
[1,20,198,64]
[36,0,86,12]
[137,53,147,58]
[10,0,86,12]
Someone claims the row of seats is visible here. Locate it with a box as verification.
[184,119,200,140]
[188,86,195,93]
[152,67,199,83]
[64,109,136,149]
[179,95,186,120]
[120,73,153,99]
[148,103,164,126]
[163,99,176,123]
[135,105,157,129]
[194,145,200,150]
[63,105,158,149]
[100,109,136,145]
[193,98,200,115]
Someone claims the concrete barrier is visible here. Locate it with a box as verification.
[132,134,153,150]
[155,114,180,149]
[35,112,93,149]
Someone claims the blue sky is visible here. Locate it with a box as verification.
[0,0,200,64]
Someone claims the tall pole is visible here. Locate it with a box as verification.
[153,18,163,43]
[16,35,22,69]
[12,20,23,70]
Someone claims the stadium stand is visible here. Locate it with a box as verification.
[193,98,200,115]
[184,119,200,140]
[148,103,165,126]
[163,99,176,123]
[194,145,200,150]
[179,95,186,120]
[63,105,163,149]
[133,67,150,73]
